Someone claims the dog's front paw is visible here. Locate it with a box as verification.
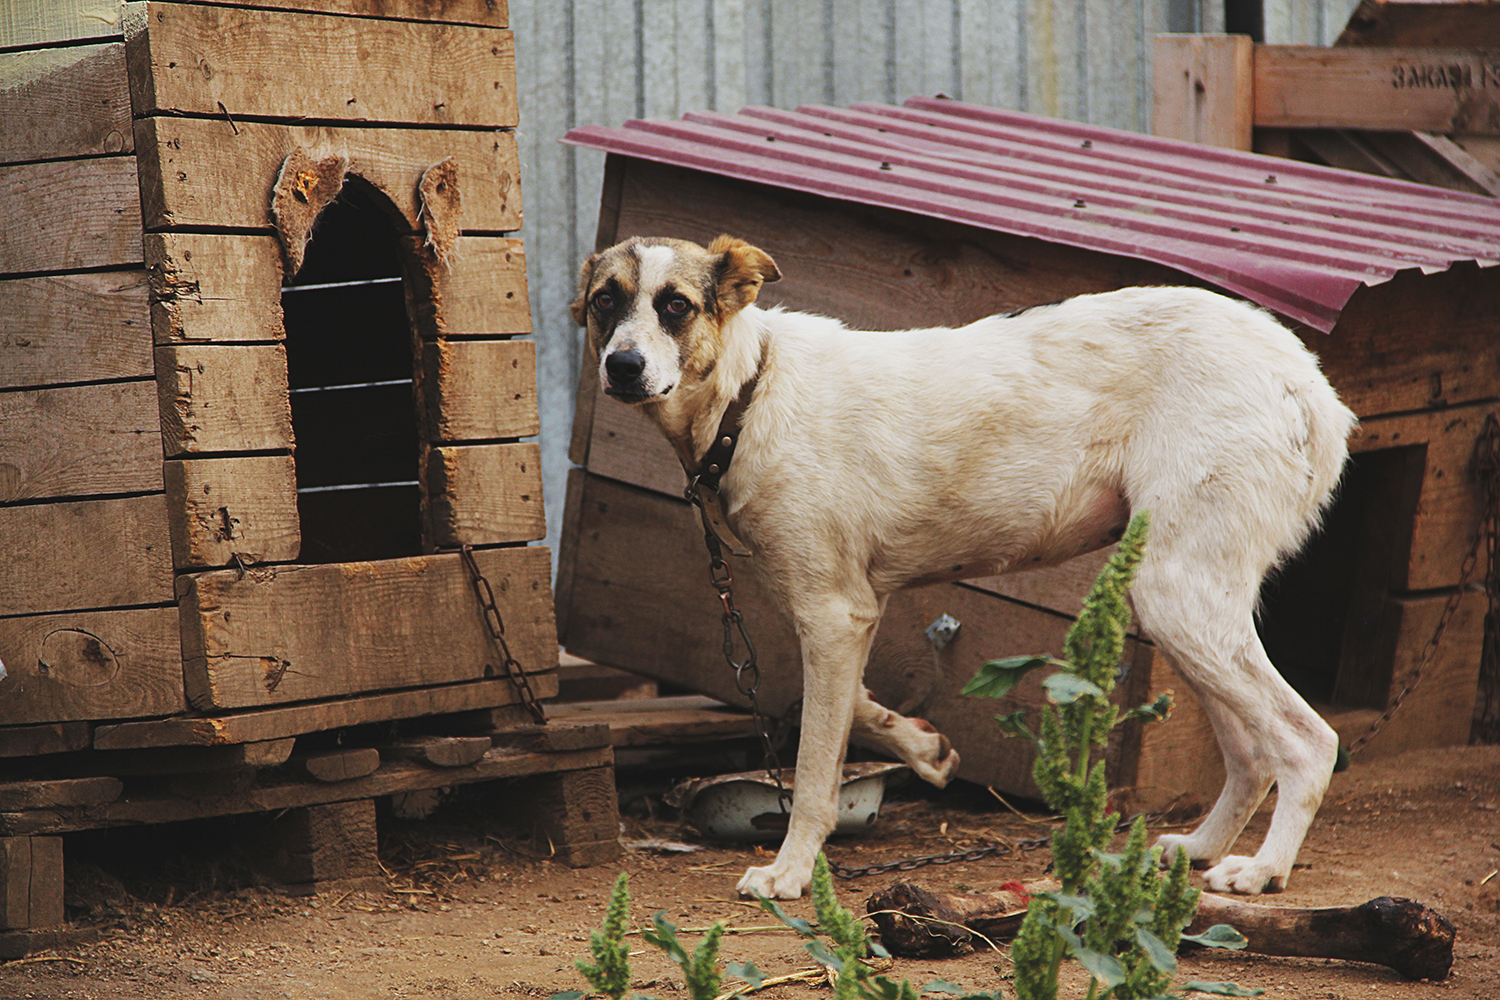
[906,725,961,788]
[1201,855,1286,895]
[737,861,812,900]
[1155,833,1219,869]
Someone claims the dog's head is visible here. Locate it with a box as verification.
[570,235,781,403]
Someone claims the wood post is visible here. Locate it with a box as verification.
[0,837,64,930]
[243,799,382,896]
[1152,34,1254,150]
[518,766,623,868]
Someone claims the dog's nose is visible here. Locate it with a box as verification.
[605,349,646,382]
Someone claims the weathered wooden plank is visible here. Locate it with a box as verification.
[0,742,605,836]
[135,113,522,234]
[0,607,185,726]
[1255,45,1500,134]
[0,270,151,389]
[0,837,62,930]
[421,338,539,441]
[1322,266,1500,418]
[0,157,142,275]
[0,779,122,812]
[290,748,381,783]
[124,3,516,127]
[1122,648,1226,807]
[0,724,91,759]
[163,455,299,570]
[177,546,555,710]
[0,495,173,616]
[403,235,530,337]
[547,696,759,747]
[1349,401,1500,591]
[559,472,1150,796]
[0,1,123,48]
[1152,34,1253,150]
[0,381,162,502]
[1335,590,1486,756]
[145,233,284,344]
[379,735,492,768]
[154,343,292,457]
[0,43,131,165]
[424,442,545,547]
[190,0,508,27]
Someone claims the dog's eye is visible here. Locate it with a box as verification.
[664,296,690,316]
[592,291,614,311]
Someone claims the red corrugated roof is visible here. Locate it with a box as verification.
[563,97,1500,332]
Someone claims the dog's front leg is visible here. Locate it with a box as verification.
[737,592,882,900]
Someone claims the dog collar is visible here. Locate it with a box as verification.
[684,345,765,557]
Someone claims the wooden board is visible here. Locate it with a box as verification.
[94,672,559,750]
[0,837,62,930]
[0,779,122,811]
[135,117,521,234]
[201,0,508,25]
[0,1,123,48]
[0,381,162,502]
[403,235,531,337]
[1152,34,1254,150]
[1349,401,1500,591]
[0,607,185,726]
[0,157,141,275]
[177,545,555,710]
[421,338,539,441]
[1122,648,1226,807]
[163,455,300,570]
[547,695,760,747]
[1255,45,1500,134]
[1338,589,1488,757]
[124,3,517,127]
[0,495,173,617]
[0,743,608,837]
[0,270,151,389]
[559,471,1152,796]
[0,724,90,759]
[0,43,131,165]
[154,342,293,457]
[424,442,545,547]
[145,233,284,344]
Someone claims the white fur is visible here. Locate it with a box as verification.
[596,256,1356,900]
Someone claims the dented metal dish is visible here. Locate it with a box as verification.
[670,761,906,842]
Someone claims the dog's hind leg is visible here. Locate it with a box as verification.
[737,590,883,900]
[1133,558,1338,894]
[851,689,961,787]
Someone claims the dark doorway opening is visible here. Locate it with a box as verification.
[281,179,422,563]
[1257,445,1426,706]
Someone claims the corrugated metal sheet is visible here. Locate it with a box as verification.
[565,96,1500,332]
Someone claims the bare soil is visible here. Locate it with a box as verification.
[2,744,1497,1000]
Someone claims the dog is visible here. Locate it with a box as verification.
[571,234,1357,900]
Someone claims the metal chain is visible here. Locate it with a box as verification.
[1349,414,1500,755]
[1472,415,1500,742]
[457,544,546,725]
[696,520,793,813]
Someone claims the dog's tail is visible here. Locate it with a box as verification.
[1283,375,1359,563]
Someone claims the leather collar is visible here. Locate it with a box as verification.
[682,342,766,556]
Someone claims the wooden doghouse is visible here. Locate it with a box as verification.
[558,98,1500,808]
[0,0,616,948]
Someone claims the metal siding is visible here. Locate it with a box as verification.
[508,0,1390,561]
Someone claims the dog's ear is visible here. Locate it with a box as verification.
[569,251,600,327]
[709,235,780,314]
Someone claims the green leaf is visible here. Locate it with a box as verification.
[753,894,815,937]
[1133,926,1178,975]
[549,993,587,1000]
[1123,691,1174,723]
[803,938,842,970]
[641,912,689,965]
[725,961,763,989]
[1181,924,1249,950]
[1180,982,1265,996]
[1033,891,1096,926]
[1042,673,1105,705]
[962,656,1059,699]
[993,709,1035,740]
[919,982,969,995]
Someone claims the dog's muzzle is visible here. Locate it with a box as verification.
[603,348,663,401]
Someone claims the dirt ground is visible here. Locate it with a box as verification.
[1,743,1496,1000]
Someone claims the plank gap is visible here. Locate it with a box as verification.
[131,110,514,134]
[0,601,177,623]
[0,36,125,57]
[0,488,165,511]
[0,149,136,171]
[0,262,147,283]
[175,0,508,30]
[0,375,156,396]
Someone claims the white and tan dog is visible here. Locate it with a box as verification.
[571,234,1357,900]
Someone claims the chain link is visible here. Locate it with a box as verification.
[1349,415,1500,755]
[457,544,546,725]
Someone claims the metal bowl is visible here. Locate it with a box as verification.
[670,761,906,842]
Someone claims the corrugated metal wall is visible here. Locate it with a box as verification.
[509,0,1361,560]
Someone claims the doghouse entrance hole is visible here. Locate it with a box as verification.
[1256,445,1426,706]
[282,179,421,563]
